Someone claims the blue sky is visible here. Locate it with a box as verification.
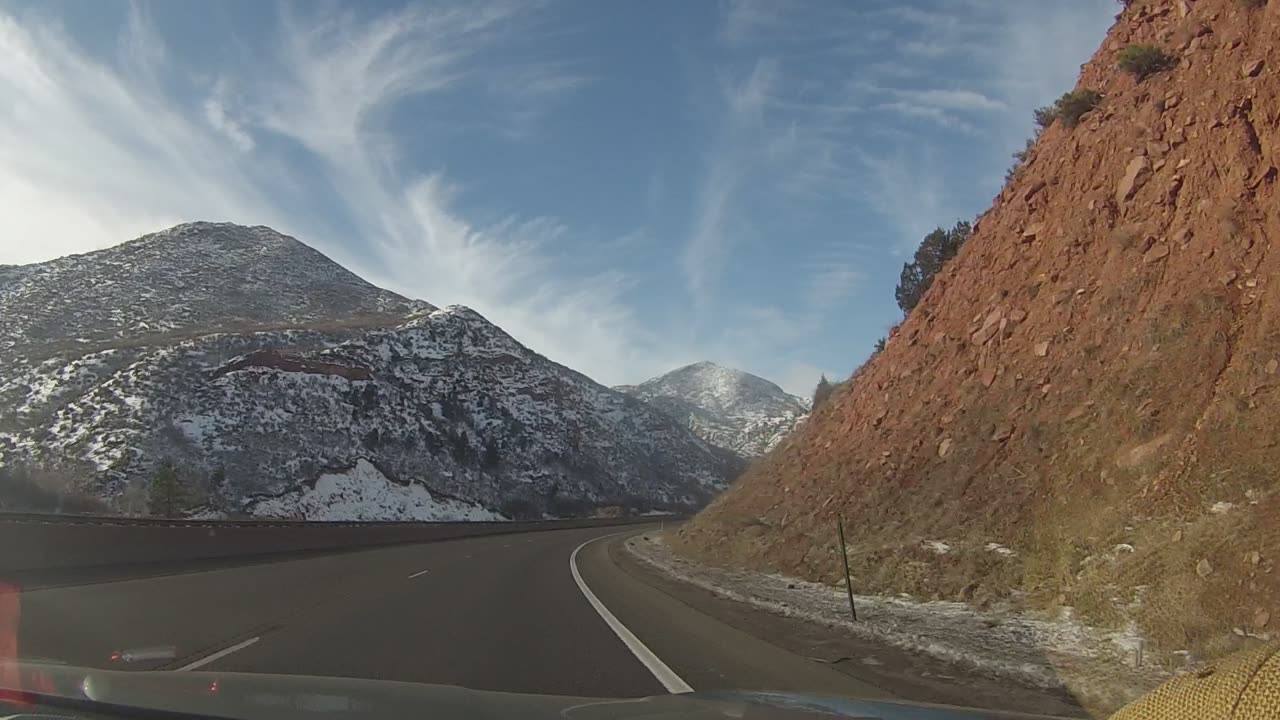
[0,1,1117,396]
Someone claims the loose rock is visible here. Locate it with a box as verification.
[1117,157,1153,204]
[1143,244,1171,263]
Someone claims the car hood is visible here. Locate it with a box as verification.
[5,663,1069,720]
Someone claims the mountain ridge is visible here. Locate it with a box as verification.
[0,222,433,357]
[0,223,741,519]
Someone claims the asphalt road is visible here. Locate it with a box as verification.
[12,525,888,700]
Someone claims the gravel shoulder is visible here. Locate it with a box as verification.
[623,532,1171,717]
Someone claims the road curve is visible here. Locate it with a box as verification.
[13,525,887,699]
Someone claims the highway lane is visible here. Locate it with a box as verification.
[13,525,888,700]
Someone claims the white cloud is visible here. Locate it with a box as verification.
[0,12,288,264]
[702,0,1116,258]
[681,59,777,314]
[890,88,1006,112]
[204,81,254,152]
[0,4,669,388]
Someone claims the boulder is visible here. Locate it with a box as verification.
[1117,157,1153,204]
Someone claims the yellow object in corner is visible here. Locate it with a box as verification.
[1109,642,1280,719]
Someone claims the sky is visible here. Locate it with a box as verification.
[0,0,1118,397]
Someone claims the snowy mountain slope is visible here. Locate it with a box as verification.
[0,222,431,356]
[618,362,808,457]
[0,223,740,518]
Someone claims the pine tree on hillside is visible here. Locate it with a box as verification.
[895,220,972,313]
[148,461,187,518]
[207,465,229,508]
[812,374,834,409]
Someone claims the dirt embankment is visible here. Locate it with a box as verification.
[676,0,1280,674]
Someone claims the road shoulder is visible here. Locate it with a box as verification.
[606,531,1089,718]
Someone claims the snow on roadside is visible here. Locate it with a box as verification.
[922,540,952,555]
[985,542,1017,557]
[628,534,1167,711]
[249,459,504,521]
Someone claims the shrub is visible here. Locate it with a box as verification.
[1054,89,1103,129]
[1117,45,1176,80]
[1032,90,1102,131]
[148,461,190,517]
[1005,137,1037,185]
[1033,105,1057,131]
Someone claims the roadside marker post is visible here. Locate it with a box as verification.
[836,515,857,622]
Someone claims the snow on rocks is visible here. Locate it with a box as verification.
[249,459,504,521]
[0,223,739,519]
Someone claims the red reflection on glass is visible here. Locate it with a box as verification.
[0,582,21,698]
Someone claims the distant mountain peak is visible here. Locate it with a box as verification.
[618,362,807,457]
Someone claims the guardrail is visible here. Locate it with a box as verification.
[0,512,677,578]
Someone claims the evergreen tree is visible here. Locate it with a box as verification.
[208,465,229,508]
[894,221,972,313]
[148,462,186,517]
[812,374,834,409]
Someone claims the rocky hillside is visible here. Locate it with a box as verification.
[0,223,740,519]
[677,0,1279,673]
[617,362,808,457]
[0,223,431,356]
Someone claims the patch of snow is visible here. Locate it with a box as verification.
[1113,543,1135,554]
[1209,501,1236,514]
[986,542,1017,557]
[249,459,505,521]
[175,414,216,446]
[922,540,952,555]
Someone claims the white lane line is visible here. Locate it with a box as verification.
[174,637,260,671]
[570,533,693,694]
[408,568,431,579]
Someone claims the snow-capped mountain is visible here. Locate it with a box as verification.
[617,362,808,458]
[0,223,741,518]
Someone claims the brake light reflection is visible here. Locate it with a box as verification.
[0,582,22,704]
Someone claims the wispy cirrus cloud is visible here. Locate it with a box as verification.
[0,7,284,263]
[669,0,1115,393]
[0,2,670,387]
[0,0,1117,398]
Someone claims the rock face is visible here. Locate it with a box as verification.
[676,0,1280,668]
[617,362,809,458]
[0,223,741,518]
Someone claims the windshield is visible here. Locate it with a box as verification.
[1,1,1277,720]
